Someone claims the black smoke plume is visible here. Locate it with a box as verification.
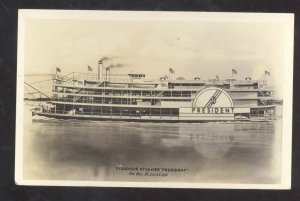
[106,64,124,69]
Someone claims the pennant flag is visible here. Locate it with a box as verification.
[169,68,175,74]
[160,77,166,81]
[88,66,93,72]
[265,70,270,76]
[56,67,61,73]
[232,69,237,74]
[216,75,219,80]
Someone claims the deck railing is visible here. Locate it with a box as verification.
[53,72,273,89]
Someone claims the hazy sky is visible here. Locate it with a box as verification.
[23,14,288,98]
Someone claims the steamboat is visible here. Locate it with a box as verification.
[32,60,276,122]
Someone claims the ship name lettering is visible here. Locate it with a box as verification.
[192,107,234,114]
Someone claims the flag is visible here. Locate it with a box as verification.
[216,75,219,80]
[88,66,93,72]
[160,76,166,81]
[169,68,175,74]
[232,69,237,74]
[265,70,270,76]
[56,67,61,73]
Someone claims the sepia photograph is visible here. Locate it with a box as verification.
[15,10,293,189]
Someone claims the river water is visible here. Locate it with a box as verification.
[22,104,282,184]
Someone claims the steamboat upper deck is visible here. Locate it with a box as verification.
[32,70,276,122]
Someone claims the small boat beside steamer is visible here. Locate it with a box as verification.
[31,59,276,122]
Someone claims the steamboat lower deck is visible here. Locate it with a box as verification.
[33,104,275,122]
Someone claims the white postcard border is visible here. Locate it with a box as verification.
[15,9,294,189]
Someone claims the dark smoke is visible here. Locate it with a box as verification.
[99,57,110,62]
[106,64,124,69]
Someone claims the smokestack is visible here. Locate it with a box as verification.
[98,60,103,81]
[105,68,109,81]
[105,64,124,82]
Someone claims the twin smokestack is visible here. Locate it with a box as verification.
[98,57,123,81]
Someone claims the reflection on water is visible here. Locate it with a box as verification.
[23,105,282,184]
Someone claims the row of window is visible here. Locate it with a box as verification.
[51,104,180,116]
[54,88,194,97]
[54,95,191,103]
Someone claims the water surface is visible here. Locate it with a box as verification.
[23,104,282,184]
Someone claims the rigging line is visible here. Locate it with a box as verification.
[25,92,52,95]
[24,87,30,93]
[24,87,31,94]
[24,87,35,98]
[24,82,52,99]
[29,78,53,84]
[60,72,74,78]
[24,74,54,77]
[27,72,74,84]
[24,85,33,93]
[25,72,73,78]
